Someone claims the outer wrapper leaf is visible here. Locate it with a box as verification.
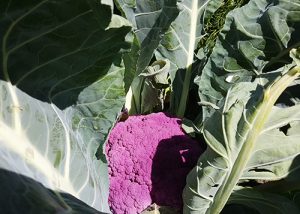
[0,62,126,213]
[183,63,300,213]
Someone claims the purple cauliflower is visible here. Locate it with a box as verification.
[106,112,205,214]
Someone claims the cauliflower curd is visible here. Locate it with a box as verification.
[106,112,204,214]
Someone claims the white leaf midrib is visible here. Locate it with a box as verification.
[184,0,210,67]
[186,0,198,68]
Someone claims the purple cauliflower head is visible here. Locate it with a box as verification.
[106,112,205,214]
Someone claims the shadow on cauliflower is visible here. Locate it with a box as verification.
[106,112,205,214]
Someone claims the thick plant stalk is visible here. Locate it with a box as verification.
[177,64,193,117]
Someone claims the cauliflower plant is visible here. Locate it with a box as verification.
[106,112,204,214]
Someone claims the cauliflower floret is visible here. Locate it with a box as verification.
[106,112,204,214]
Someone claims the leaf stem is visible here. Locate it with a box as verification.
[177,64,193,117]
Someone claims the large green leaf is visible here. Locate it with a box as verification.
[0,0,130,109]
[155,0,209,116]
[0,0,131,212]
[155,0,250,116]
[155,0,244,73]
[155,0,208,71]
[0,61,126,213]
[196,0,300,120]
[183,62,300,213]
